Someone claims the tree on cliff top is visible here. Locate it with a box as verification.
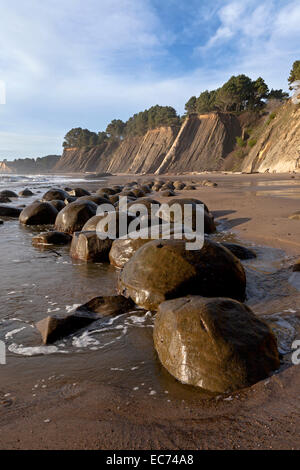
[185,75,271,115]
[63,128,107,148]
[288,61,300,89]
[106,119,126,139]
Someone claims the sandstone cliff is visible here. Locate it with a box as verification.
[0,161,13,172]
[0,155,60,174]
[55,126,178,174]
[55,114,241,174]
[155,113,241,174]
[241,102,300,173]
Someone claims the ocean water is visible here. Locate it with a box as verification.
[1,174,300,402]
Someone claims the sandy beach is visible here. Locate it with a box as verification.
[1,172,300,450]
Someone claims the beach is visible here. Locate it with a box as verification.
[0,172,300,450]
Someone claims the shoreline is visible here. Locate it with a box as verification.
[1,172,300,450]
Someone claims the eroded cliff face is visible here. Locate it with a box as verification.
[156,113,241,174]
[0,162,13,172]
[242,103,300,173]
[55,114,241,174]
[55,126,178,174]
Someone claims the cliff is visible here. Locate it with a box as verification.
[155,113,241,174]
[0,155,61,174]
[241,102,300,173]
[55,114,241,174]
[55,126,178,174]
[0,161,13,172]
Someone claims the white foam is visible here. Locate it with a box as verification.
[65,304,81,313]
[72,331,100,348]
[8,343,59,356]
[5,326,26,339]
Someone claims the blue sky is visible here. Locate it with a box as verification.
[0,0,299,160]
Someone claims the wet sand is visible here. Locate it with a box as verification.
[1,172,300,450]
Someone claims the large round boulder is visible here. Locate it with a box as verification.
[127,197,160,214]
[54,200,97,234]
[82,211,135,236]
[96,187,116,196]
[19,202,58,225]
[0,196,11,203]
[154,296,280,393]
[118,239,246,310]
[109,238,152,269]
[68,187,90,197]
[19,188,34,197]
[76,195,110,205]
[43,188,69,201]
[50,200,66,212]
[0,190,18,198]
[158,199,215,234]
[0,205,22,217]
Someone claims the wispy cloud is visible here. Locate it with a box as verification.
[0,0,298,159]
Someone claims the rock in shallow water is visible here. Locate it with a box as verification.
[54,200,97,234]
[49,199,66,212]
[118,239,246,310]
[42,188,69,201]
[32,231,72,246]
[76,295,135,317]
[154,296,280,393]
[0,196,11,203]
[70,231,113,262]
[19,188,34,197]
[36,295,135,343]
[68,187,90,197]
[0,190,18,198]
[19,202,58,225]
[36,312,97,344]
[0,205,22,217]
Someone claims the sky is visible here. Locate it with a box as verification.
[0,0,299,160]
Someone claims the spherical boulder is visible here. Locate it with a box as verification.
[118,239,246,310]
[50,200,66,212]
[173,181,186,190]
[0,190,18,198]
[82,211,135,236]
[96,187,116,196]
[0,205,22,217]
[19,188,34,197]
[19,202,58,225]
[68,187,90,197]
[167,198,210,216]
[54,200,97,234]
[76,195,110,205]
[109,238,152,269]
[42,188,69,201]
[0,196,11,203]
[158,199,215,234]
[127,197,160,214]
[160,189,175,197]
[131,188,145,198]
[154,296,280,393]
